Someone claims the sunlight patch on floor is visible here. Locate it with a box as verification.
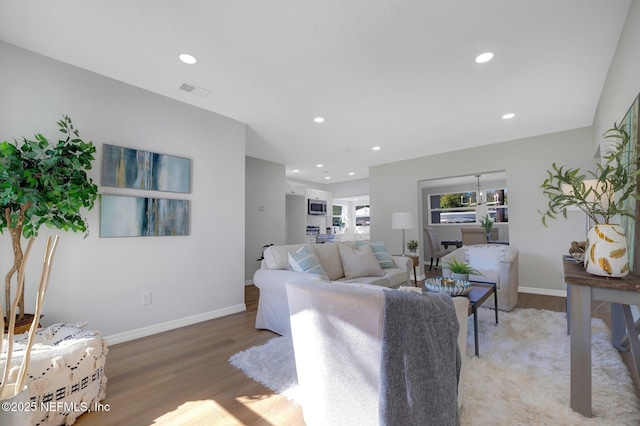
[150,395,281,425]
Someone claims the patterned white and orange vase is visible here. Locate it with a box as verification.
[584,224,629,277]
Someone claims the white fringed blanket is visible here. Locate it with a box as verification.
[1,323,108,426]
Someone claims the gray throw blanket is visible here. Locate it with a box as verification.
[379,291,461,426]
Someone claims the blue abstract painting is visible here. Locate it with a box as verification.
[102,144,191,193]
[100,195,190,237]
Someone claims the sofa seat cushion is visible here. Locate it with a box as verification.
[384,268,411,288]
[338,243,385,280]
[338,276,390,287]
[313,242,345,280]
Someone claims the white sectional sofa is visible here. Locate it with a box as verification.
[253,241,412,336]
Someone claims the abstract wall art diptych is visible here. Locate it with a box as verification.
[102,144,191,193]
[100,195,190,237]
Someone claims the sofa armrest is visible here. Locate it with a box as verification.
[391,255,412,274]
[254,269,326,297]
[451,296,469,408]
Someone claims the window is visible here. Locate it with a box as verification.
[485,189,509,223]
[333,204,346,227]
[429,189,508,224]
[355,204,370,226]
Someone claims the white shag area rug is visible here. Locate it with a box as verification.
[229,308,640,425]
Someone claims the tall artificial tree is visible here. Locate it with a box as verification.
[0,116,99,321]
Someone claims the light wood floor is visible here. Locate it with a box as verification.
[74,272,639,425]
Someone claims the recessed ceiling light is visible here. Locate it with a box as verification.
[325,176,331,180]
[475,52,494,63]
[316,164,323,168]
[348,172,355,176]
[179,53,198,65]
[314,117,325,123]
[372,146,381,151]
[502,113,515,119]
[292,169,299,173]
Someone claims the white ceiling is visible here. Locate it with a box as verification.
[0,1,631,183]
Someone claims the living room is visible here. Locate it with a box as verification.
[1,1,640,424]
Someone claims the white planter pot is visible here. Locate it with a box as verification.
[450,273,470,282]
[585,224,629,277]
[0,384,31,426]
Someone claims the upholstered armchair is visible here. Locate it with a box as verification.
[286,280,469,425]
[441,244,519,311]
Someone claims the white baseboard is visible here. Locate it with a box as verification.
[245,279,254,286]
[519,286,567,298]
[104,303,247,345]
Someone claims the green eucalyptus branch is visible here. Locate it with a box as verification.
[540,123,640,226]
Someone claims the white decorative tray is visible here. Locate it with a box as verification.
[425,277,472,296]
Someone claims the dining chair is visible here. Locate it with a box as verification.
[461,227,488,245]
[424,227,453,270]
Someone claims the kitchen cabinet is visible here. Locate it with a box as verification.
[286,181,306,196]
[306,188,331,201]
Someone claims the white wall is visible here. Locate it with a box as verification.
[592,0,640,274]
[370,127,596,294]
[593,0,640,150]
[370,1,640,295]
[0,42,247,341]
[245,156,286,281]
[328,178,370,199]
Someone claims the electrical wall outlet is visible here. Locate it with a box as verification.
[142,292,152,305]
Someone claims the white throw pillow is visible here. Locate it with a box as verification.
[467,245,506,271]
[338,244,385,279]
[288,245,329,280]
[264,244,304,270]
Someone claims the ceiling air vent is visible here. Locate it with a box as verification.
[178,82,211,97]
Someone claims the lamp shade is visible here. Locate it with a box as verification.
[391,212,415,229]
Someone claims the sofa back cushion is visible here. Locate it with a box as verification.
[263,244,304,270]
[289,245,329,280]
[313,242,345,281]
[356,241,395,269]
[338,243,385,280]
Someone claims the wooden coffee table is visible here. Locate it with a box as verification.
[467,282,498,356]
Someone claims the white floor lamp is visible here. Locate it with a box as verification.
[392,212,415,256]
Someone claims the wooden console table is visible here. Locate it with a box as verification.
[563,257,640,417]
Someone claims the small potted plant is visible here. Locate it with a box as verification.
[406,239,418,253]
[479,214,493,240]
[443,258,483,282]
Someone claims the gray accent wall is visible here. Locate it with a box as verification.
[370,127,596,293]
[0,41,246,338]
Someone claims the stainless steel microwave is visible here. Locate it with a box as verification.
[308,199,327,215]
